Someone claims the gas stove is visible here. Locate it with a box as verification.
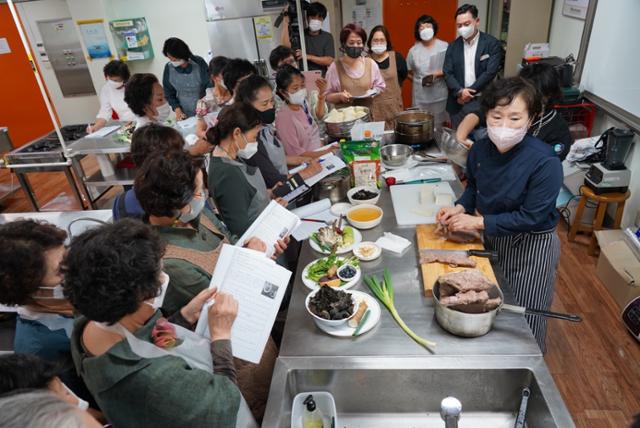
[5,124,87,166]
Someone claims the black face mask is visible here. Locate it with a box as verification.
[258,107,276,125]
[344,46,364,59]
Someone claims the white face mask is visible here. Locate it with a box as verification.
[370,44,387,55]
[420,27,434,41]
[308,19,323,32]
[106,79,123,89]
[35,285,65,300]
[179,189,208,222]
[62,382,89,411]
[487,124,528,152]
[155,102,173,123]
[146,272,170,311]
[288,88,307,106]
[458,24,475,40]
[170,59,186,67]
[236,134,259,159]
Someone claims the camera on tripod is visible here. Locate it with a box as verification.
[274,0,309,50]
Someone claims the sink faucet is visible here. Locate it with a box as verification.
[440,396,462,428]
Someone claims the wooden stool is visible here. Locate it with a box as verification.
[568,186,631,255]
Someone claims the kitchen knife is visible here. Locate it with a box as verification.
[422,248,498,259]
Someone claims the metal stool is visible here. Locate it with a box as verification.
[568,185,631,255]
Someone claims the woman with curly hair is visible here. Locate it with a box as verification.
[65,219,257,428]
[0,220,70,361]
[124,73,174,129]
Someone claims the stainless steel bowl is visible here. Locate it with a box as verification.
[380,144,413,167]
[436,127,470,168]
[324,107,371,139]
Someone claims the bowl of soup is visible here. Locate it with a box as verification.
[346,204,383,230]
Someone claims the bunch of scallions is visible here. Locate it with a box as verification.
[364,269,436,353]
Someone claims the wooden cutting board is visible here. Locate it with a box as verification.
[416,224,497,296]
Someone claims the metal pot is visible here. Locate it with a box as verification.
[313,170,351,204]
[394,108,434,144]
[433,283,581,338]
[325,108,371,139]
[436,127,470,168]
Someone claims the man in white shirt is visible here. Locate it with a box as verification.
[86,61,136,134]
[443,4,503,127]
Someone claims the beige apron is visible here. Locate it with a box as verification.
[336,57,374,109]
[370,52,404,130]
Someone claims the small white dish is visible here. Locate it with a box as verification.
[346,204,383,230]
[305,288,359,328]
[353,241,382,261]
[309,227,363,255]
[313,291,381,337]
[347,186,380,205]
[301,257,361,291]
[330,202,352,216]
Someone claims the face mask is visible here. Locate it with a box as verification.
[179,189,208,222]
[308,19,323,32]
[288,88,307,106]
[487,124,528,152]
[344,46,364,59]
[146,272,170,311]
[35,285,65,300]
[420,27,435,41]
[370,44,387,55]
[258,107,276,125]
[236,134,259,159]
[155,102,172,123]
[106,79,123,89]
[458,24,475,40]
[170,59,186,67]
[62,382,89,411]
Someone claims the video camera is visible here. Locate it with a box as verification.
[274,0,309,50]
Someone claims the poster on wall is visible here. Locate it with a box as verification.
[77,19,112,59]
[109,17,154,61]
[563,0,589,20]
[254,16,273,40]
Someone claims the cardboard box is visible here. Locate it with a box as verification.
[595,230,640,309]
[523,42,550,58]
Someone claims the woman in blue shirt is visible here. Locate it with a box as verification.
[437,77,563,352]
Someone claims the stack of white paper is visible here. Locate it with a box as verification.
[290,198,336,241]
[85,125,121,139]
[288,153,347,187]
[194,245,292,364]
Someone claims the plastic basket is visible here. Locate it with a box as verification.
[553,102,597,137]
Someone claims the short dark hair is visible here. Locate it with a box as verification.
[367,25,393,50]
[275,64,304,100]
[162,37,193,61]
[0,220,67,306]
[481,76,542,120]
[208,56,229,77]
[103,60,130,82]
[414,15,439,41]
[63,219,165,324]
[0,354,60,395]
[519,62,563,106]
[130,124,185,166]
[135,151,198,218]
[236,75,272,105]
[269,45,294,70]
[205,103,262,146]
[455,3,479,19]
[339,23,367,46]
[307,2,327,19]
[222,59,257,94]
[124,73,159,117]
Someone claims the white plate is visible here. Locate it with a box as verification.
[352,241,382,261]
[313,291,381,337]
[301,257,361,291]
[352,89,378,99]
[330,202,353,216]
[309,227,363,254]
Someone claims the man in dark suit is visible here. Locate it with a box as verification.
[443,4,503,127]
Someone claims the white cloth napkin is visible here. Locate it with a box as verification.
[376,232,412,254]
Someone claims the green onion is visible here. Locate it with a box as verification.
[364,269,436,352]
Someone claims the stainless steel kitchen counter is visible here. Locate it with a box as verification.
[65,123,130,157]
[263,182,575,427]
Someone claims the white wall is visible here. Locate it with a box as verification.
[548,0,584,58]
[459,0,488,33]
[17,0,99,125]
[103,0,211,80]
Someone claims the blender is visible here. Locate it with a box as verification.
[585,128,635,194]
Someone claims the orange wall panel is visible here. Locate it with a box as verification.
[0,4,54,148]
[383,0,458,108]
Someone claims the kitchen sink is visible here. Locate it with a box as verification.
[266,367,565,427]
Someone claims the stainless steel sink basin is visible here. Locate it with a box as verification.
[265,365,571,427]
